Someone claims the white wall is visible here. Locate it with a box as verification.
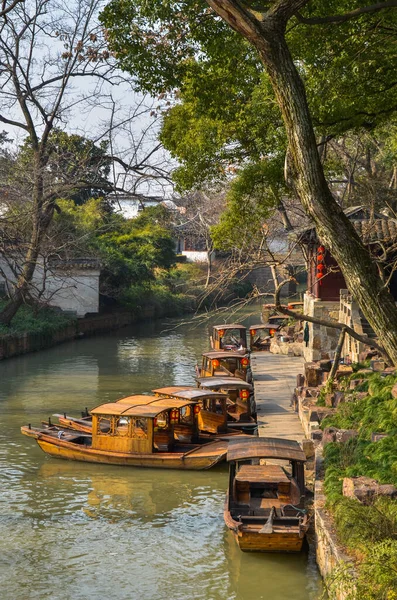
[0,258,100,317]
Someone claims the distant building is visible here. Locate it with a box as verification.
[0,257,101,317]
[293,205,397,361]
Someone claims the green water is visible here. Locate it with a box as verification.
[0,312,323,599]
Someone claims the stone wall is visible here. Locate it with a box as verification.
[314,450,356,600]
[0,305,193,360]
[303,293,340,362]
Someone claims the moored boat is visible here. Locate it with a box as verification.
[224,437,309,552]
[196,376,257,433]
[196,351,252,383]
[210,324,247,351]
[21,398,229,470]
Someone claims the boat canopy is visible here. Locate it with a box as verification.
[116,395,159,405]
[213,324,245,331]
[197,377,252,390]
[153,388,228,401]
[249,324,279,331]
[227,437,306,463]
[91,398,198,418]
[202,351,248,360]
[152,386,196,396]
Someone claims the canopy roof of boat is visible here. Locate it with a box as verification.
[249,323,280,331]
[202,351,248,359]
[117,394,159,405]
[227,437,306,463]
[197,377,252,390]
[213,324,245,330]
[153,386,196,395]
[91,397,197,417]
[153,387,228,400]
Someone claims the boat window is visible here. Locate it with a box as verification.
[115,416,131,436]
[96,415,111,436]
[154,411,168,429]
[131,417,148,439]
[221,358,237,373]
[179,406,193,424]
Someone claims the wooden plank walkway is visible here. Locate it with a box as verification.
[251,352,305,443]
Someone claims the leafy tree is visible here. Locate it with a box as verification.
[101,0,397,364]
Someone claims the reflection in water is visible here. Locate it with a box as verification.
[0,309,323,599]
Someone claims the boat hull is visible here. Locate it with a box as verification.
[224,504,307,553]
[22,428,228,470]
[234,528,305,552]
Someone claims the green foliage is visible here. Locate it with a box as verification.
[0,301,75,336]
[119,283,194,316]
[322,370,397,598]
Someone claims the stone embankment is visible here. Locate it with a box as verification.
[250,352,357,599]
[0,305,190,360]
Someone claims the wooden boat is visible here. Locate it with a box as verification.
[249,324,281,352]
[210,324,247,351]
[197,376,257,433]
[55,395,163,435]
[224,437,309,552]
[21,398,229,470]
[152,387,245,437]
[196,351,252,383]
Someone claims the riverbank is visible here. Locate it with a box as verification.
[294,362,397,599]
[0,300,195,360]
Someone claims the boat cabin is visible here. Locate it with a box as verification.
[197,376,256,422]
[210,324,247,351]
[227,438,306,510]
[90,397,198,453]
[249,324,280,351]
[224,438,308,552]
[153,387,229,435]
[197,351,251,382]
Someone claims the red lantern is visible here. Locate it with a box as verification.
[218,329,225,338]
[251,329,256,336]
[269,328,276,336]
[212,359,220,369]
[316,273,323,279]
[317,263,325,272]
[317,254,324,262]
[240,389,249,400]
[170,408,179,423]
[194,404,201,414]
[318,246,325,253]
[241,357,249,369]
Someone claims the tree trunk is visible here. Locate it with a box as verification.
[0,152,49,326]
[206,1,397,364]
[257,30,397,364]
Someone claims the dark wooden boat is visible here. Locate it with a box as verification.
[249,324,281,352]
[21,398,229,470]
[196,351,252,383]
[224,438,309,552]
[196,377,257,433]
[210,324,247,351]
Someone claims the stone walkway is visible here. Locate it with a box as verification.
[250,352,305,443]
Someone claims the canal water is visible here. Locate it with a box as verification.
[0,311,323,600]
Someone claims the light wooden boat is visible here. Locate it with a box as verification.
[224,438,309,552]
[196,376,257,431]
[152,387,257,436]
[21,398,229,470]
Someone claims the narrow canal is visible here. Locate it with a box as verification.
[0,311,323,600]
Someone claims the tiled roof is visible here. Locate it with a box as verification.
[351,219,397,244]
